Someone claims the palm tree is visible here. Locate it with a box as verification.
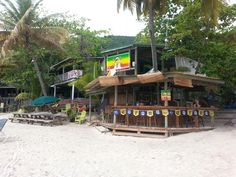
[0,0,68,96]
[117,0,226,72]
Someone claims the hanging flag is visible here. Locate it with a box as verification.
[120,109,126,115]
[182,110,187,116]
[147,110,154,117]
[162,109,169,116]
[187,110,193,116]
[127,109,132,115]
[140,110,146,116]
[175,110,181,116]
[199,110,204,117]
[209,110,215,117]
[169,110,174,116]
[114,109,119,115]
[193,110,198,116]
[133,110,139,117]
[156,110,161,115]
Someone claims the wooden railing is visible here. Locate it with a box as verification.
[106,105,217,128]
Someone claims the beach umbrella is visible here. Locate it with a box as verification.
[32,96,60,106]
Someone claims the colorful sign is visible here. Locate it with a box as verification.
[161,90,171,101]
[106,52,130,71]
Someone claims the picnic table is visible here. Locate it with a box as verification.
[9,112,68,126]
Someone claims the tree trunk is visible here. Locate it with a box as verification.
[148,5,158,72]
[32,57,47,96]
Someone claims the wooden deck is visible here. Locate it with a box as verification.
[101,123,214,138]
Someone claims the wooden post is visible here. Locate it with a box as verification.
[164,81,168,131]
[53,86,57,97]
[125,87,129,126]
[89,95,92,122]
[71,84,75,101]
[113,85,118,127]
[176,116,180,128]
[135,47,138,75]
[156,83,160,105]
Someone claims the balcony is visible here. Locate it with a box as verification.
[56,69,83,83]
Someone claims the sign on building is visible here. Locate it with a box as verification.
[68,70,83,79]
[106,52,130,71]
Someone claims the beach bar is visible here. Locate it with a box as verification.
[86,44,224,137]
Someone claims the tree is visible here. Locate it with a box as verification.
[0,0,68,96]
[117,0,226,72]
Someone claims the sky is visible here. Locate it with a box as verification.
[42,0,145,36]
[42,0,235,36]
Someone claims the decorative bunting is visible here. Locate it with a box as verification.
[156,110,161,115]
[193,110,198,116]
[182,110,187,116]
[147,110,154,117]
[120,109,126,115]
[199,110,204,117]
[175,110,181,117]
[114,109,119,116]
[162,109,169,116]
[204,110,209,116]
[187,110,193,116]
[140,110,146,116]
[209,110,215,118]
[169,110,174,116]
[133,110,139,117]
[127,109,132,115]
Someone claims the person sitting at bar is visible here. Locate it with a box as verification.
[193,99,201,108]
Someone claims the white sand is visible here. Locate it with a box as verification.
[0,113,236,177]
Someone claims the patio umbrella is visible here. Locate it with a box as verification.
[32,96,60,106]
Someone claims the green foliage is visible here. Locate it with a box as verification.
[70,61,101,93]
[103,35,135,50]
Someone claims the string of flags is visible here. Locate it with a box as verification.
[113,109,215,118]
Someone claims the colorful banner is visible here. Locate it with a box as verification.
[120,109,126,115]
[161,90,171,101]
[162,109,169,116]
[106,52,130,71]
[133,110,139,117]
[147,110,154,117]
[113,109,214,118]
[175,110,181,116]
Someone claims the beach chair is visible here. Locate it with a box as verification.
[0,119,8,132]
[75,111,87,124]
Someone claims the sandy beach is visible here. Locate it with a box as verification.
[0,113,235,177]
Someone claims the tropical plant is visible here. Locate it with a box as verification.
[117,0,226,72]
[0,0,68,96]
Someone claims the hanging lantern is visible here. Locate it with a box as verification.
[204,110,209,116]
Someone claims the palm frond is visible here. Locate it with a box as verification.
[1,6,33,57]
[0,17,16,27]
[2,0,20,17]
[0,1,19,21]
